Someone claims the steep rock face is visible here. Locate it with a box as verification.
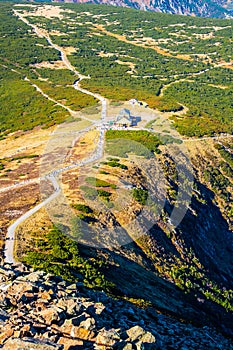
[54,0,232,18]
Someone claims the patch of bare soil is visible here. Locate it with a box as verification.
[219,60,233,70]
[54,130,102,206]
[208,84,229,89]
[92,24,193,62]
[0,183,41,256]
[98,51,116,58]
[50,30,68,36]
[66,130,100,165]
[60,168,83,208]
[0,126,54,159]
[193,32,214,40]
[0,157,40,188]
[33,61,67,69]
[0,127,55,188]
[20,5,74,20]
[62,47,77,55]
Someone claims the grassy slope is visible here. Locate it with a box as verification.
[1,2,232,335]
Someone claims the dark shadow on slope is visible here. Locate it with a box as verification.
[79,242,233,337]
[174,181,233,289]
[73,177,233,337]
[148,223,182,258]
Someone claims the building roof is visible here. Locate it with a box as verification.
[116,116,132,125]
[117,108,131,119]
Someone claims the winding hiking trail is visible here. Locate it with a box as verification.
[4,11,107,264]
[24,77,94,123]
[158,61,232,98]
[4,176,60,264]
[3,10,233,263]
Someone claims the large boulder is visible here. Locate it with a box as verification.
[0,326,14,345]
[96,328,120,348]
[57,336,83,350]
[80,316,96,330]
[126,326,158,349]
[39,306,65,325]
[68,312,96,330]
[126,326,145,342]
[55,320,96,341]
[19,271,45,283]
[56,297,83,316]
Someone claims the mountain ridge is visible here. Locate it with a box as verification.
[0,3,232,347]
[52,0,233,18]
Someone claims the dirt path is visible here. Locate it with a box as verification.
[158,60,232,98]
[4,11,108,264]
[159,79,194,97]
[24,77,94,122]
[92,24,192,61]
[4,176,60,264]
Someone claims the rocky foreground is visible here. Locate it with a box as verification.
[0,263,232,350]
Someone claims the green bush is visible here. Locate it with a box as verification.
[24,226,114,291]
[86,176,117,188]
[72,203,93,214]
[132,188,148,205]
[106,130,162,158]
[97,189,111,199]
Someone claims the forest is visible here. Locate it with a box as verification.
[0,3,97,138]
[0,2,233,137]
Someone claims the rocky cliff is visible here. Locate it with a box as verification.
[53,0,233,18]
[0,263,233,349]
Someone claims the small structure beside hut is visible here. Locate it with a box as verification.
[129,98,148,108]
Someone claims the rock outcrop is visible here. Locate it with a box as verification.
[0,263,232,349]
[53,0,232,18]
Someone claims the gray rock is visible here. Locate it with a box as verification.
[39,306,65,325]
[96,328,120,347]
[56,297,82,316]
[127,307,135,315]
[126,326,145,342]
[126,327,158,350]
[2,337,63,349]
[80,317,96,330]
[120,343,135,350]
[21,271,45,283]
[118,342,136,350]
[66,283,77,291]
[136,341,156,350]
[0,268,15,281]
[140,331,156,344]
[0,308,8,322]
[94,302,106,315]
[69,312,90,326]
[0,262,232,350]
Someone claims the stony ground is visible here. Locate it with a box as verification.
[0,263,232,349]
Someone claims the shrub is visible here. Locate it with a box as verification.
[72,203,93,214]
[132,188,148,205]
